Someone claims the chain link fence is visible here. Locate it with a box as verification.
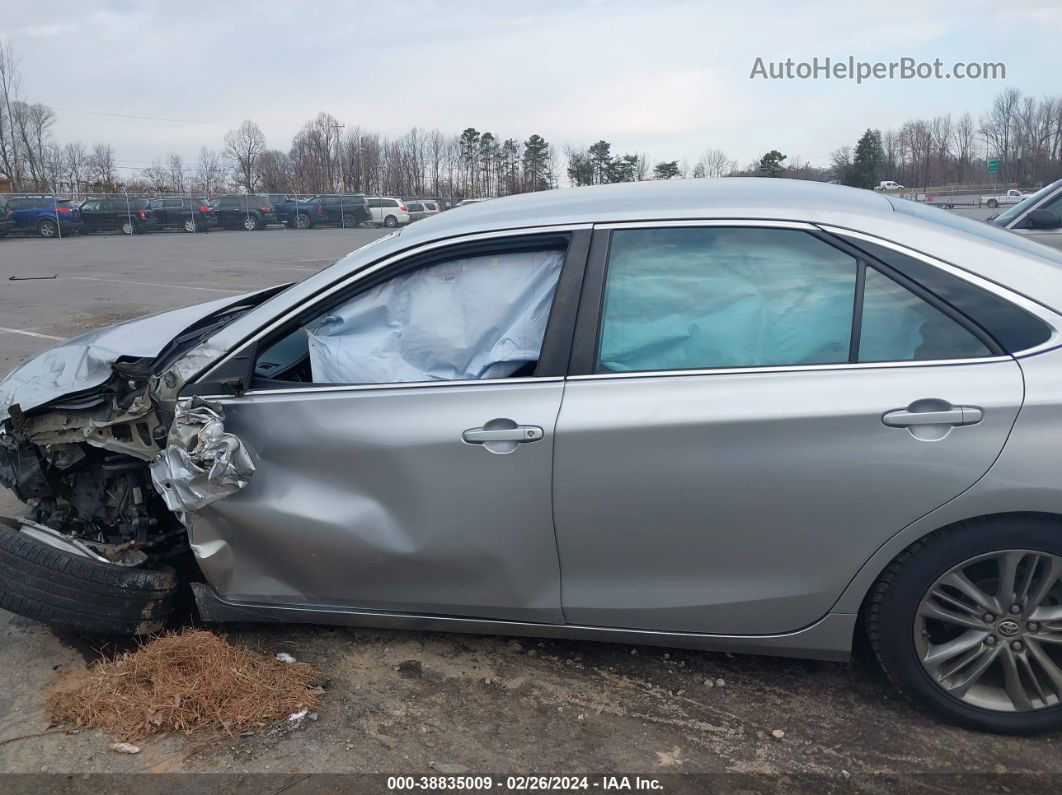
[0,191,456,239]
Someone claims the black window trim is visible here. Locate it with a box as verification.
[567,222,1006,378]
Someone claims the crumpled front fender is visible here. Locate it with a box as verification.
[150,398,255,514]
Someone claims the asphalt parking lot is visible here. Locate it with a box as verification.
[3,225,1062,783]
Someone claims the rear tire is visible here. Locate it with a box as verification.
[987,199,999,209]
[120,220,135,235]
[0,525,177,635]
[37,219,58,238]
[383,215,398,228]
[341,214,357,228]
[183,218,199,233]
[242,214,260,231]
[868,516,1062,734]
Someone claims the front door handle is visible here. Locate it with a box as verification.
[463,425,543,443]
[882,406,983,427]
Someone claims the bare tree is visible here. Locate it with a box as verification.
[63,141,88,193]
[193,147,225,194]
[695,148,737,178]
[224,119,266,191]
[259,149,294,193]
[954,113,976,183]
[168,154,186,193]
[12,101,56,188]
[88,143,116,189]
[0,42,23,188]
[141,160,170,192]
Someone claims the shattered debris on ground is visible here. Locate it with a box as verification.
[47,628,323,741]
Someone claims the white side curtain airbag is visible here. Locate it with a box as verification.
[306,249,564,383]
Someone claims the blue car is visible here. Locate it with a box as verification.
[7,195,82,238]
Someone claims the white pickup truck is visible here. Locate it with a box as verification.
[980,188,1027,208]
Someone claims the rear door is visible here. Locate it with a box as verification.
[553,223,1025,635]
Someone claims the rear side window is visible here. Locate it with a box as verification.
[384,199,399,208]
[594,226,998,374]
[858,268,991,361]
[845,237,1052,353]
[597,227,857,371]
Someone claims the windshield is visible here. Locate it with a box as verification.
[890,196,1062,263]
[992,179,1062,226]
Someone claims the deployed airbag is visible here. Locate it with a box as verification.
[306,248,564,383]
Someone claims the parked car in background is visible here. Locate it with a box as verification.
[987,178,1062,251]
[403,201,429,223]
[11,180,1062,734]
[148,197,216,233]
[420,200,442,217]
[980,188,1027,209]
[6,195,81,238]
[79,198,158,235]
[0,196,14,237]
[367,197,411,227]
[209,195,277,231]
[284,194,371,229]
[874,181,904,191]
[454,198,489,207]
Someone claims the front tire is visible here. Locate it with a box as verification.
[293,213,312,230]
[0,524,177,635]
[869,515,1062,734]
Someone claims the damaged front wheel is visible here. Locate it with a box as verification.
[0,521,177,635]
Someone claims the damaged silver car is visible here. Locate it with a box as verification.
[7,179,1062,734]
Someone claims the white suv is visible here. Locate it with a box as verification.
[367,197,411,227]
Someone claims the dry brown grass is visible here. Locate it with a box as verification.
[48,628,322,741]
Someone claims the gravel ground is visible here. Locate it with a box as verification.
[2,225,1061,787]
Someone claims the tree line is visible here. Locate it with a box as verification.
[2,38,1061,198]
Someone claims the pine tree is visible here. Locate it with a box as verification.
[852,129,885,189]
[522,134,550,192]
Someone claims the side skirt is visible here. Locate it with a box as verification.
[191,584,856,662]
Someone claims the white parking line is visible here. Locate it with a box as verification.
[65,276,245,293]
[0,327,65,341]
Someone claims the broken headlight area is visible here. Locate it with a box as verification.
[0,402,185,565]
[0,357,257,567]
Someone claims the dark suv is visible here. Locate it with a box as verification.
[0,197,14,237]
[7,196,82,238]
[297,194,371,229]
[79,198,158,234]
[210,195,277,231]
[148,197,216,232]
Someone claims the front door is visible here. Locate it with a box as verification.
[185,236,586,623]
[553,224,1024,635]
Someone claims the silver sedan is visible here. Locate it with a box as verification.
[3,179,1062,734]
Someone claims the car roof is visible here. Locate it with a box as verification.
[203,178,1062,356]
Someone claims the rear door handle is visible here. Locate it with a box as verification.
[463,425,543,443]
[882,407,983,427]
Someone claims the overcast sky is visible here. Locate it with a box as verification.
[3,0,1059,174]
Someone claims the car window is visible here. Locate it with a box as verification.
[368,199,381,208]
[81,201,99,211]
[164,199,183,209]
[384,199,398,208]
[266,247,566,385]
[596,227,858,372]
[858,267,992,362]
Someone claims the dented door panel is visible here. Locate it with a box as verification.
[186,380,565,622]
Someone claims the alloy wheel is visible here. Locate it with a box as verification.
[915,549,1062,712]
